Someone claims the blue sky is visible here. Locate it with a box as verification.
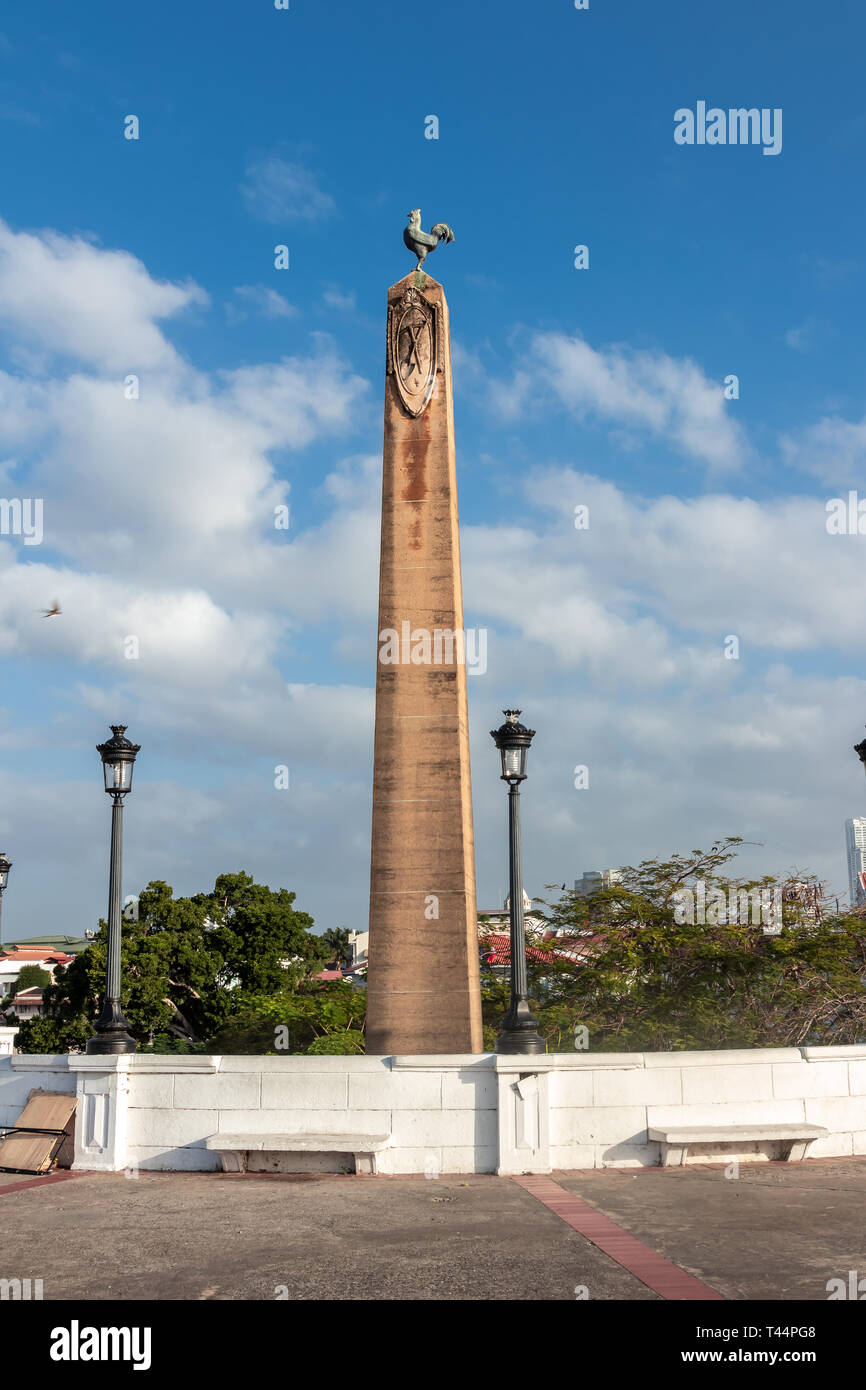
[1,0,865,941]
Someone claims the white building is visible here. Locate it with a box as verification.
[845,818,866,908]
[347,930,368,966]
[9,987,44,1020]
[0,948,75,1003]
[574,869,622,896]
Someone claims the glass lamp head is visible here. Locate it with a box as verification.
[97,725,141,795]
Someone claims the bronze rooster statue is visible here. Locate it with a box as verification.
[403,209,455,271]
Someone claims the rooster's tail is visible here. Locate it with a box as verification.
[430,222,455,245]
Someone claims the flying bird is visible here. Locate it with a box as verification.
[41,600,61,618]
[403,209,455,272]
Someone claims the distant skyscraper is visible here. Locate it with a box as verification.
[845,819,866,908]
[574,869,622,897]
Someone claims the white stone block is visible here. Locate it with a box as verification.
[852,1131,866,1155]
[645,1048,799,1067]
[807,1132,854,1158]
[126,1073,175,1108]
[440,1145,497,1173]
[392,1054,495,1069]
[548,1071,594,1108]
[126,1145,223,1172]
[536,1052,645,1070]
[173,1071,261,1111]
[550,1105,647,1146]
[1,1071,76,1100]
[261,1072,348,1110]
[127,1055,217,1074]
[10,1055,76,1074]
[597,1143,661,1168]
[801,1045,866,1061]
[592,1067,682,1108]
[126,1107,218,1148]
[772,1062,848,1100]
[440,1069,497,1109]
[389,1108,492,1148]
[848,1061,866,1095]
[217,1054,385,1072]
[0,1077,52,1110]
[648,1099,805,1128]
[549,1145,597,1170]
[348,1070,442,1111]
[378,1146,441,1175]
[681,1065,774,1104]
[804,1096,866,1132]
[216,1106,390,1136]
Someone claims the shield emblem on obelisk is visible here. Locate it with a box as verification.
[388,287,439,417]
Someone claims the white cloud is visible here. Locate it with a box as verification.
[241,157,335,223]
[322,286,357,312]
[785,322,813,352]
[231,284,298,319]
[534,333,744,470]
[0,219,206,372]
[457,331,745,470]
[780,414,866,486]
[463,468,866,674]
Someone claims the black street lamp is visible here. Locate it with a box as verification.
[87,725,140,1055]
[0,853,11,947]
[490,710,544,1055]
[855,730,866,778]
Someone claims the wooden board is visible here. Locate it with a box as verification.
[0,1089,77,1174]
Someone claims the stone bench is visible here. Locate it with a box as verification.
[205,1133,391,1176]
[648,1123,828,1168]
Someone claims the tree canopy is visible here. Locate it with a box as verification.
[17,841,866,1057]
[15,872,364,1055]
[481,839,866,1052]
[12,964,51,992]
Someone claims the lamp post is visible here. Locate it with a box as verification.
[87,725,140,1055]
[855,730,866,778]
[490,710,544,1054]
[0,853,11,947]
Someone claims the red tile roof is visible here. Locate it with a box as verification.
[479,933,558,966]
[0,950,73,964]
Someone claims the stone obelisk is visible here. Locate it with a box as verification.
[366,219,482,1055]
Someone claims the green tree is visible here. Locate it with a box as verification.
[485,840,866,1052]
[203,872,328,993]
[321,927,352,968]
[14,965,51,992]
[15,1014,91,1054]
[19,872,331,1052]
[208,979,366,1055]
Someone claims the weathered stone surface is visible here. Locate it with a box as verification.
[366,272,482,1054]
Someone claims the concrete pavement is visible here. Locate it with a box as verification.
[0,1158,863,1301]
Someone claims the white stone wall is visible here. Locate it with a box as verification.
[122,1054,498,1174]
[545,1046,866,1168]
[0,1055,76,1134]
[1,1045,864,1173]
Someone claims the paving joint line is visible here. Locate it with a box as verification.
[512,1173,725,1301]
[0,1171,89,1197]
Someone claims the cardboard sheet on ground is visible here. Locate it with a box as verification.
[0,1089,77,1173]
